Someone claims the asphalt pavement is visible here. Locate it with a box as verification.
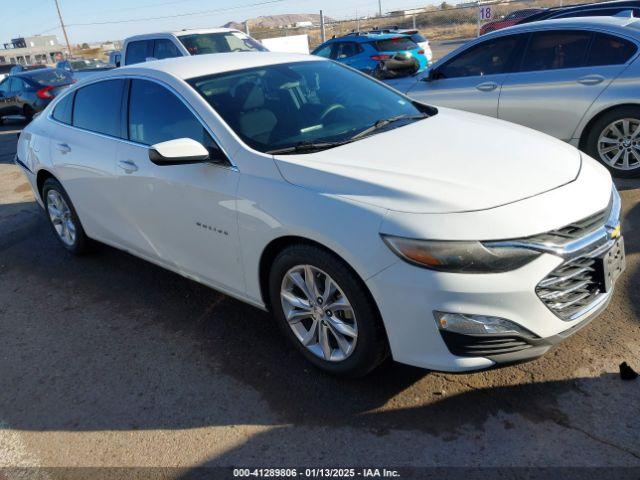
[0,117,639,476]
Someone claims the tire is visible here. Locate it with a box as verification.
[268,244,388,377]
[584,106,640,178]
[23,105,34,123]
[42,178,92,254]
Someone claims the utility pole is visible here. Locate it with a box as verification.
[378,0,382,17]
[320,10,326,43]
[53,0,72,58]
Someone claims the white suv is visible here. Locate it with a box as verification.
[120,28,268,66]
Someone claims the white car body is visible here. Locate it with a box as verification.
[15,53,622,373]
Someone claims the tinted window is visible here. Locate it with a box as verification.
[438,35,522,78]
[313,44,333,58]
[73,79,124,137]
[410,34,426,43]
[373,37,418,52]
[154,39,181,60]
[128,79,214,147]
[178,32,267,55]
[520,31,591,71]
[52,92,73,124]
[188,60,429,153]
[126,40,152,65]
[25,69,72,86]
[335,42,361,59]
[552,7,637,19]
[588,32,637,66]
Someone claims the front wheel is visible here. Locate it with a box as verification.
[269,244,388,377]
[585,107,640,178]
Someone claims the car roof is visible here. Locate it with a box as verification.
[544,0,640,13]
[483,15,640,37]
[125,28,239,43]
[113,51,323,80]
[329,32,410,43]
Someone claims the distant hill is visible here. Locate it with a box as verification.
[224,13,332,30]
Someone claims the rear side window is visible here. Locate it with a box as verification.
[127,79,214,147]
[410,34,426,43]
[73,79,124,137]
[52,93,73,124]
[520,30,591,71]
[334,42,362,59]
[154,39,181,60]
[373,37,418,52]
[126,40,152,65]
[587,33,637,66]
[313,44,333,58]
[437,35,523,78]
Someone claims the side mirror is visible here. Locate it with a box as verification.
[149,138,210,166]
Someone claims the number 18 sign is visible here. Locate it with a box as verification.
[479,5,492,20]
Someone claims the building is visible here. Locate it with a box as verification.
[387,8,427,17]
[0,35,67,65]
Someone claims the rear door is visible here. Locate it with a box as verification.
[125,40,153,65]
[48,79,126,243]
[498,30,637,141]
[0,78,14,116]
[408,34,526,117]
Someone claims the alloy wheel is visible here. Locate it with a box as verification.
[280,265,358,362]
[46,189,76,246]
[597,118,640,171]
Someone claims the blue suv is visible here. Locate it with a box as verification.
[311,33,428,78]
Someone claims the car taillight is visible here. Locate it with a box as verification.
[371,54,391,61]
[36,86,55,100]
[418,50,425,55]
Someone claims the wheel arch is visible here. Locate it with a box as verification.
[36,168,57,201]
[578,102,640,151]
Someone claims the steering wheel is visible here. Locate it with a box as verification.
[320,103,346,121]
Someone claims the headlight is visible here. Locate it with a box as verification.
[381,235,541,273]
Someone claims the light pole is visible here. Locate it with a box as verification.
[53,0,72,57]
[378,0,382,17]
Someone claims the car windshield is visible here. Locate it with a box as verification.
[179,32,267,55]
[373,37,419,52]
[188,60,431,154]
[27,69,73,86]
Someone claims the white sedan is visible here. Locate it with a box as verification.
[15,52,624,376]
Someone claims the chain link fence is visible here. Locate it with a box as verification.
[248,0,611,59]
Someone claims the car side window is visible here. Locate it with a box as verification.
[520,30,592,72]
[73,79,125,137]
[127,79,218,151]
[52,92,74,124]
[313,44,333,58]
[154,39,181,60]
[436,35,523,79]
[126,40,152,65]
[587,33,637,66]
[335,42,360,59]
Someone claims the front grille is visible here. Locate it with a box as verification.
[440,331,533,357]
[536,254,602,320]
[529,208,607,244]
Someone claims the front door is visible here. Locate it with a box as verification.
[112,78,244,293]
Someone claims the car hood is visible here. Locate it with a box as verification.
[273,107,581,214]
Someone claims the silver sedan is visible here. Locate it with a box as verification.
[394,16,640,177]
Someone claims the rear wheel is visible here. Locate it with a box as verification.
[23,105,34,123]
[585,107,640,178]
[42,178,91,254]
[269,244,388,377]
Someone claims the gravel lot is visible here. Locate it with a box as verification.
[0,117,639,477]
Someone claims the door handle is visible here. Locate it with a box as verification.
[56,143,71,154]
[578,75,605,86]
[476,81,498,92]
[117,160,138,174]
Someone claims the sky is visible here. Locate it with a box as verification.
[4,0,439,45]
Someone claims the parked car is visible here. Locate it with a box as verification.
[391,17,640,177]
[0,68,73,123]
[312,32,428,79]
[56,59,115,80]
[368,27,434,64]
[480,8,544,35]
[0,63,12,81]
[15,53,622,377]
[518,0,640,25]
[9,64,47,76]
[121,28,267,66]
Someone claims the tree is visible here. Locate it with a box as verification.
[440,1,451,9]
[81,42,90,49]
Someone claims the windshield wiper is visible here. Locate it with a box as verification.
[266,140,352,155]
[349,113,429,141]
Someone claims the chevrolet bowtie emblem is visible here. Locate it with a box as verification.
[609,224,621,239]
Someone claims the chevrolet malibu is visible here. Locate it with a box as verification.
[15,53,625,377]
